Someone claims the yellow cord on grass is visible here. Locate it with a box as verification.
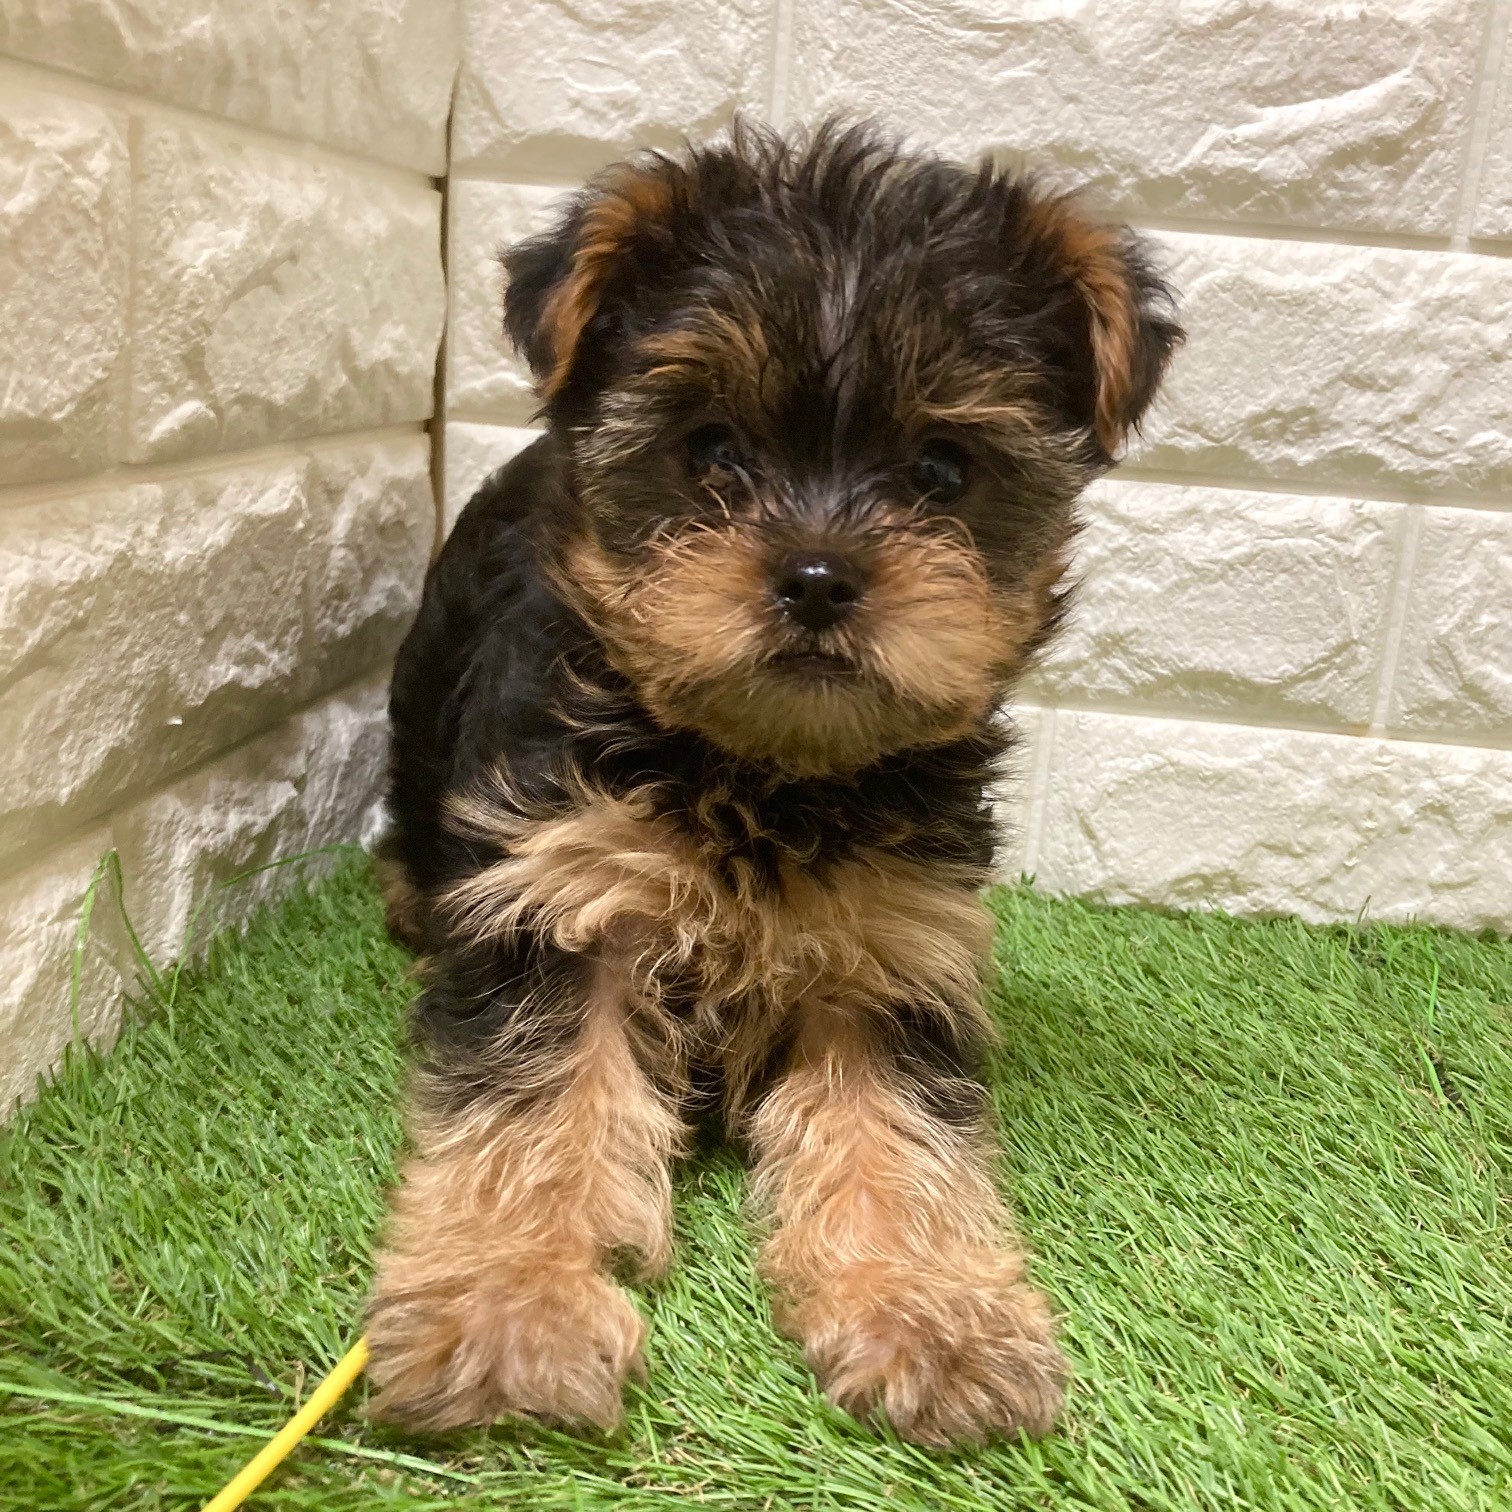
[201,1335,370,1511]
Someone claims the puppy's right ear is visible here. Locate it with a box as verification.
[503,162,679,403]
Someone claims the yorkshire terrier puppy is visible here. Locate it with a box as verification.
[366,120,1180,1447]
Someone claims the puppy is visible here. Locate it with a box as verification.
[366,120,1180,1447]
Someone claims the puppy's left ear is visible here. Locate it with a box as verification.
[1016,191,1183,459]
[503,161,679,403]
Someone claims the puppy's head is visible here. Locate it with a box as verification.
[506,120,1181,776]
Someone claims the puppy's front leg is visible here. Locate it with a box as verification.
[366,948,683,1431]
[751,1004,1067,1446]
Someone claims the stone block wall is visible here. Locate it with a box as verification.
[6,0,1510,1110]
[442,0,1512,935]
[0,6,457,1108]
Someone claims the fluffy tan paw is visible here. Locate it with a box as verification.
[788,1258,1069,1446]
[365,1258,645,1432]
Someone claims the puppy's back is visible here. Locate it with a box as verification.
[386,435,575,901]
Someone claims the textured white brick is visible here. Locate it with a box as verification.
[451,0,769,177]
[1034,481,1403,726]
[1472,32,1512,239]
[0,85,127,485]
[443,422,542,532]
[1,472,294,865]
[0,0,458,173]
[303,438,438,694]
[0,440,430,868]
[130,122,444,463]
[288,676,392,862]
[788,0,1482,235]
[1037,711,1512,932]
[0,678,390,1111]
[0,832,127,1112]
[1389,508,1512,742]
[448,180,566,421]
[993,705,1043,883]
[1139,233,1512,496]
[112,676,390,965]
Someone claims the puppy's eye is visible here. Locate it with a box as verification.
[911,440,970,504]
[686,424,748,479]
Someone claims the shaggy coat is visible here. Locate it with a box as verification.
[366,120,1180,1446]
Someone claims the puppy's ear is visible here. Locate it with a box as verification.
[503,163,678,401]
[1015,191,1183,458]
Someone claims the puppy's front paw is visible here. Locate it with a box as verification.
[787,1257,1068,1446]
[365,1256,645,1432]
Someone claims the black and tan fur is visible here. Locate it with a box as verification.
[366,120,1180,1446]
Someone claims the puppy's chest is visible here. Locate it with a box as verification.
[448,784,992,1011]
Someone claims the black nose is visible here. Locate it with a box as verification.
[773,552,862,633]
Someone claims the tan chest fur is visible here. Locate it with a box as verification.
[443,785,994,1035]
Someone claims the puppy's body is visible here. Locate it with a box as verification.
[368,122,1179,1445]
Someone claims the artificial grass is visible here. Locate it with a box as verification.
[1,855,1509,1512]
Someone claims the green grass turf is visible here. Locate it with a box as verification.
[2,854,1510,1511]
